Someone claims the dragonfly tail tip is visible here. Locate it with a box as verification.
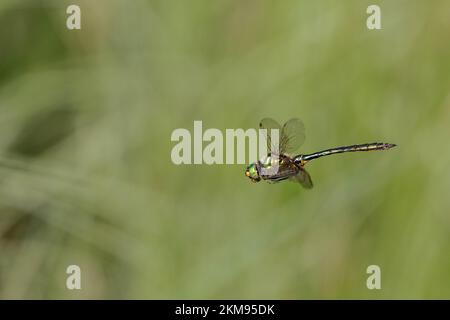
[386,143,397,149]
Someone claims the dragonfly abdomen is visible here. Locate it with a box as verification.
[298,142,396,163]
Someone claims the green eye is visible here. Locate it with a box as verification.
[245,163,260,180]
[250,165,258,176]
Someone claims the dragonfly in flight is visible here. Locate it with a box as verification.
[245,118,396,189]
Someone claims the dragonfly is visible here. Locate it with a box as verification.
[245,118,396,189]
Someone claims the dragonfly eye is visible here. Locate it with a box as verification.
[245,163,261,182]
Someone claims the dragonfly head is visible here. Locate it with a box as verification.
[245,163,261,182]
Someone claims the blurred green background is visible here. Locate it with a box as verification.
[1,0,449,299]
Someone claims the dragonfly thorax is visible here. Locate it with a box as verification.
[260,154,281,169]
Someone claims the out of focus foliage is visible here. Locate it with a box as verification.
[0,0,450,298]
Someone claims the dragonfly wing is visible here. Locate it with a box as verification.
[259,118,282,154]
[281,118,305,155]
[290,168,313,189]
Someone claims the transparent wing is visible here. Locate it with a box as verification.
[280,118,305,155]
[289,168,313,189]
[259,118,282,155]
